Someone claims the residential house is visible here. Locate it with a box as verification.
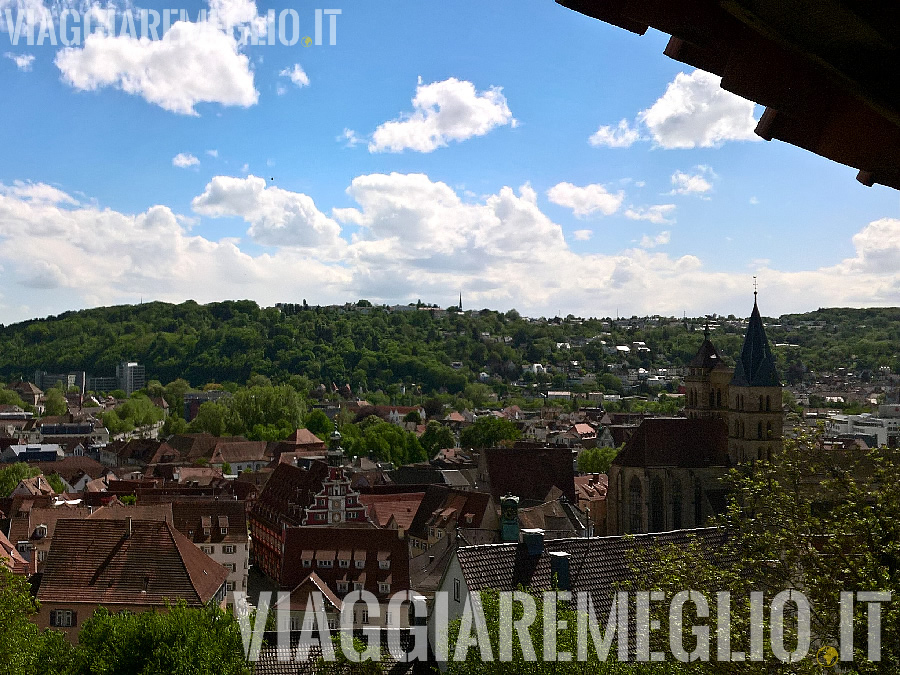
[433,527,727,655]
[574,473,608,536]
[9,381,42,408]
[1,444,64,463]
[407,486,496,554]
[10,474,56,498]
[171,499,250,604]
[358,492,425,530]
[209,440,269,473]
[0,528,30,574]
[35,518,228,641]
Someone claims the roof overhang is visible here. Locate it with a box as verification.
[558,0,900,190]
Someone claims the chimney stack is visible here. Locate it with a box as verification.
[549,551,570,591]
[521,528,545,557]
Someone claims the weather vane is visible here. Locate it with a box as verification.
[753,276,758,297]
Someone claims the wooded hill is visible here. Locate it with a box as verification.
[0,300,897,394]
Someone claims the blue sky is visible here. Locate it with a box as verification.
[1,0,898,323]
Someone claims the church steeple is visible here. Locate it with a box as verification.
[727,293,783,464]
[731,298,780,387]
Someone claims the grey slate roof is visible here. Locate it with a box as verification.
[456,527,728,616]
[731,300,780,387]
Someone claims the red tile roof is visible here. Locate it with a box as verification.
[358,492,425,529]
[280,526,409,599]
[171,499,248,544]
[37,518,227,606]
[0,529,29,574]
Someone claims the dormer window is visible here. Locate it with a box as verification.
[378,560,390,570]
[35,524,48,538]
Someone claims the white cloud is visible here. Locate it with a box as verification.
[589,119,640,148]
[639,70,760,149]
[639,231,671,248]
[847,218,900,274]
[2,176,900,323]
[573,229,592,241]
[625,204,676,225]
[55,20,258,115]
[5,52,34,71]
[192,175,343,250]
[749,196,759,205]
[369,77,515,153]
[279,63,309,88]
[206,149,219,158]
[671,166,714,195]
[207,0,263,30]
[173,153,200,168]
[338,129,363,147]
[546,182,624,218]
[0,181,78,205]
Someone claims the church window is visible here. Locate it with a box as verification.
[716,390,722,408]
[694,484,703,525]
[672,480,683,530]
[757,422,763,440]
[629,477,643,534]
[650,476,664,532]
[766,395,771,411]
[759,395,764,411]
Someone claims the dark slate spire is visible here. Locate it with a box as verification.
[731,298,780,387]
[689,329,725,370]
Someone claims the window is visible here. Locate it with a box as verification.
[302,559,312,568]
[629,477,643,534]
[453,578,461,602]
[353,582,363,591]
[359,609,369,624]
[318,559,333,568]
[290,615,302,631]
[337,581,348,593]
[672,479,683,530]
[339,559,350,568]
[226,581,235,591]
[378,560,390,570]
[649,476,664,533]
[204,528,211,536]
[379,582,390,594]
[223,545,235,554]
[221,527,228,535]
[38,550,47,563]
[327,618,338,630]
[202,545,214,554]
[50,610,75,628]
[225,563,236,572]
[355,560,365,569]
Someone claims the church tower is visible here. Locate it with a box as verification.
[727,296,783,464]
[684,323,732,422]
